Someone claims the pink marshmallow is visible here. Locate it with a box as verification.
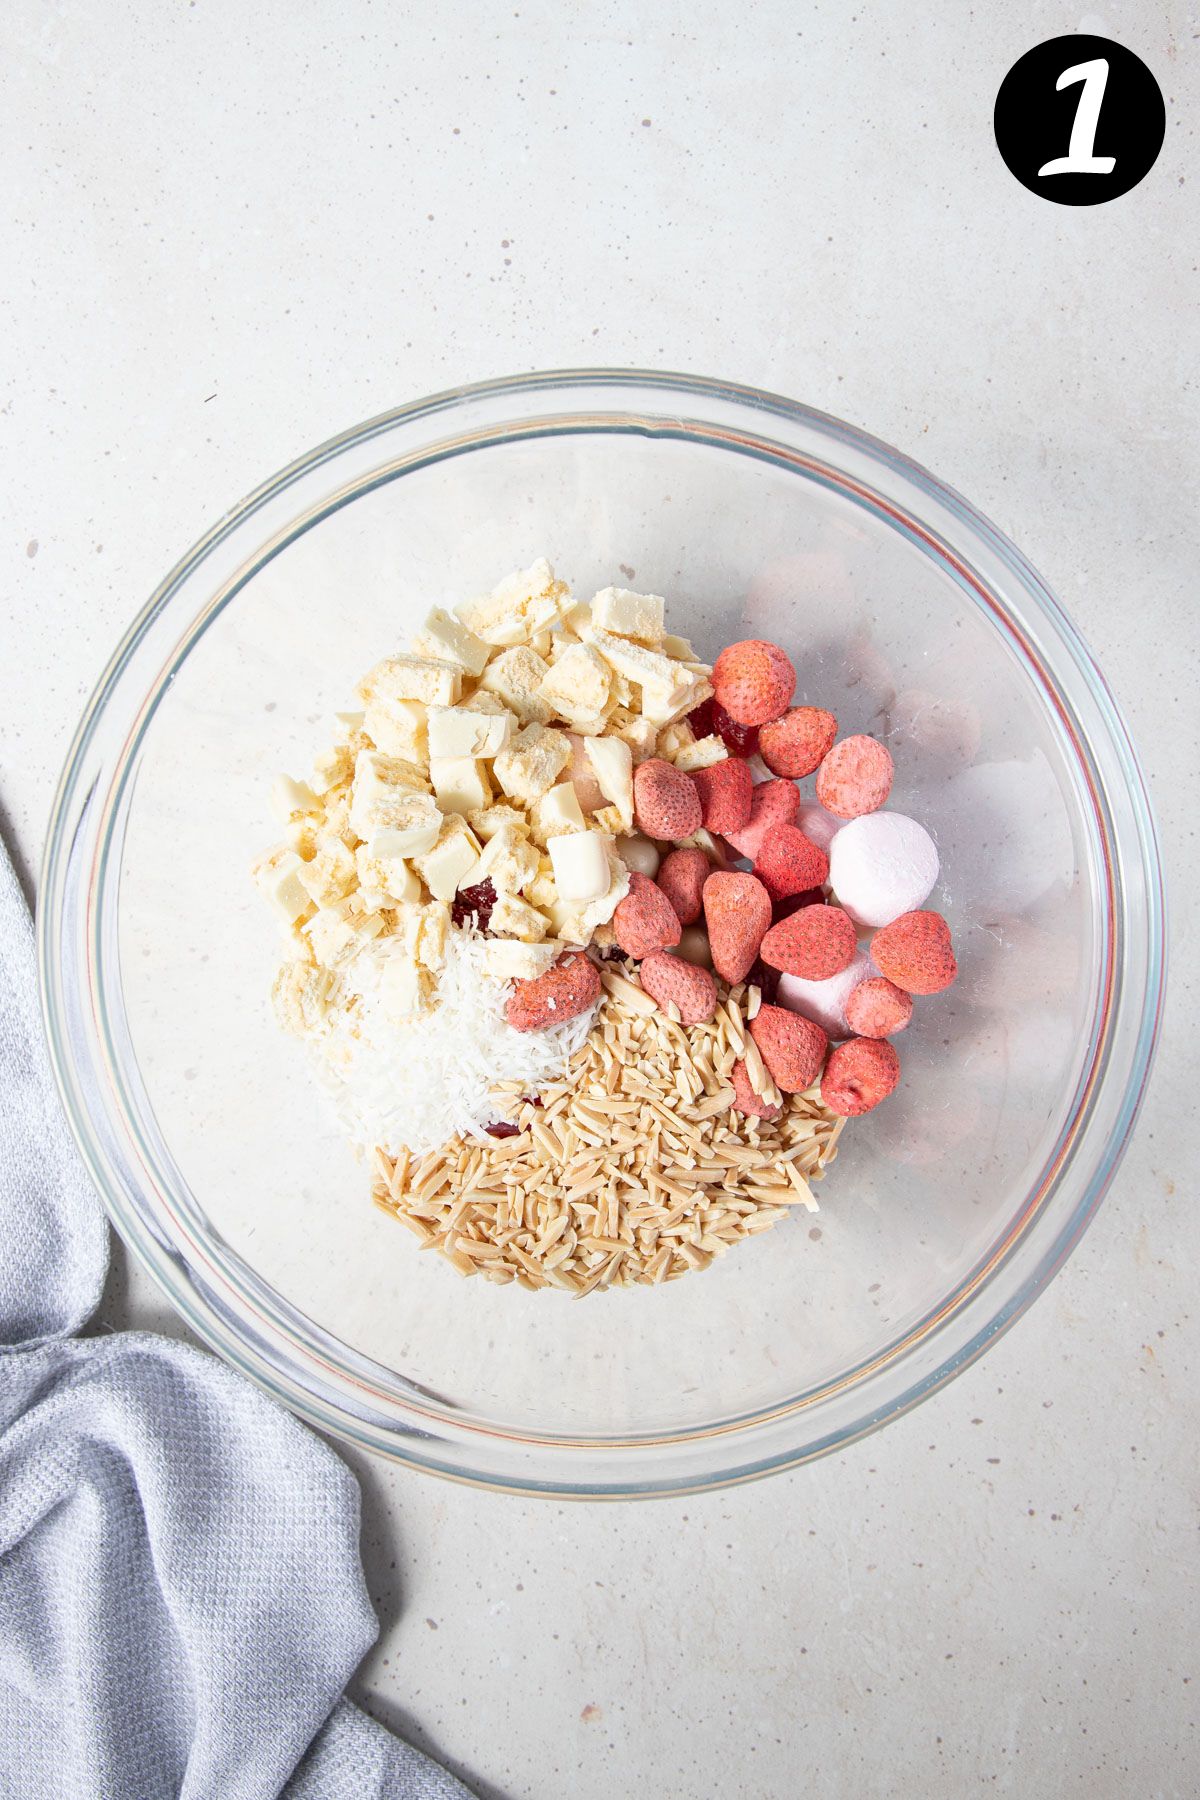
[827,811,939,928]
[776,947,877,1041]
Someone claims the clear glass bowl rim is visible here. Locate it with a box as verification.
[39,369,1167,1498]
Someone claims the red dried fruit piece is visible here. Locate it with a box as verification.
[656,847,710,925]
[632,758,703,840]
[748,1003,828,1094]
[815,734,894,820]
[758,706,838,779]
[687,695,761,758]
[639,949,718,1026]
[748,957,781,1005]
[753,824,830,902]
[613,872,683,960]
[691,757,753,834]
[712,639,796,727]
[821,1036,901,1116]
[505,952,602,1032]
[759,904,858,981]
[730,1059,782,1121]
[723,778,800,861]
[871,910,957,995]
[701,870,772,985]
[451,877,496,931]
[771,888,827,923]
[484,1119,522,1139]
[844,977,913,1038]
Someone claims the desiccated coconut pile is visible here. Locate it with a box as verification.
[255,559,958,1295]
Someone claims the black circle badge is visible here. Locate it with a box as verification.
[994,35,1165,205]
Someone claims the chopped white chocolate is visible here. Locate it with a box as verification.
[272,961,335,1036]
[467,802,529,842]
[548,830,611,902]
[674,733,728,773]
[380,953,430,1021]
[609,713,660,762]
[430,756,492,817]
[270,775,320,822]
[298,837,358,908]
[479,646,553,724]
[413,816,482,902]
[590,586,665,644]
[455,558,568,647]
[426,704,513,761]
[528,780,587,844]
[349,750,432,843]
[358,652,462,708]
[584,735,634,830]
[363,695,428,763]
[413,607,491,677]
[640,673,713,726]
[305,902,384,967]
[493,723,571,804]
[536,642,612,727]
[354,844,421,909]
[363,795,442,860]
[550,853,629,944]
[488,892,550,942]
[661,633,696,659]
[463,821,539,897]
[253,847,311,923]
[312,742,355,795]
[482,939,560,981]
[592,804,626,835]
[393,897,451,972]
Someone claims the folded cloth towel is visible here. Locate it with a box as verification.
[0,838,475,1800]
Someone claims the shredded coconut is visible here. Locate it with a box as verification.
[307,928,598,1156]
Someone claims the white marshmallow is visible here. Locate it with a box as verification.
[828,812,939,928]
[777,948,876,1040]
[796,801,843,856]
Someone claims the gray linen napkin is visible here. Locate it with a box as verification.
[0,838,475,1800]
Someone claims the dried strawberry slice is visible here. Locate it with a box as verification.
[451,877,496,931]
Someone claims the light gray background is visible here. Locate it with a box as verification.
[2,3,1196,1796]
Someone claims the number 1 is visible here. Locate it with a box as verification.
[1038,58,1117,177]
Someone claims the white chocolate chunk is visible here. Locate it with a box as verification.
[348,750,432,843]
[548,830,611,902]
[530,780,587,844]
[413,815,483,902]
[467,802,529,842]
[363,695,428,763]
[674,734,728,773]
[363,797,442,860]
[426,703,514,761]
[536,642,612,727]
[413,607,491,677]
[380,954,430,1021]
[479,646,553,723]
[488,892,550,942]
[584,735,634,830]
[463,821,539,897]
[493,723,571,804]
[430,755,492,816]
[270,775,320,822]
[455,559,568,647]
[640,674,713,726]
[591,586,665,644]
[358,652,462,708]
[483,939,560,981]
[253,847,311,923]
[297,837,358,908]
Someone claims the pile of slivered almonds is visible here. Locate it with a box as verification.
[372,964,845,1294]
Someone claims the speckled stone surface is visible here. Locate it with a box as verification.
[2,4,1197,1796]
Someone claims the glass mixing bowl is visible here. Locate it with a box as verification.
[41,372,1165,1496]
